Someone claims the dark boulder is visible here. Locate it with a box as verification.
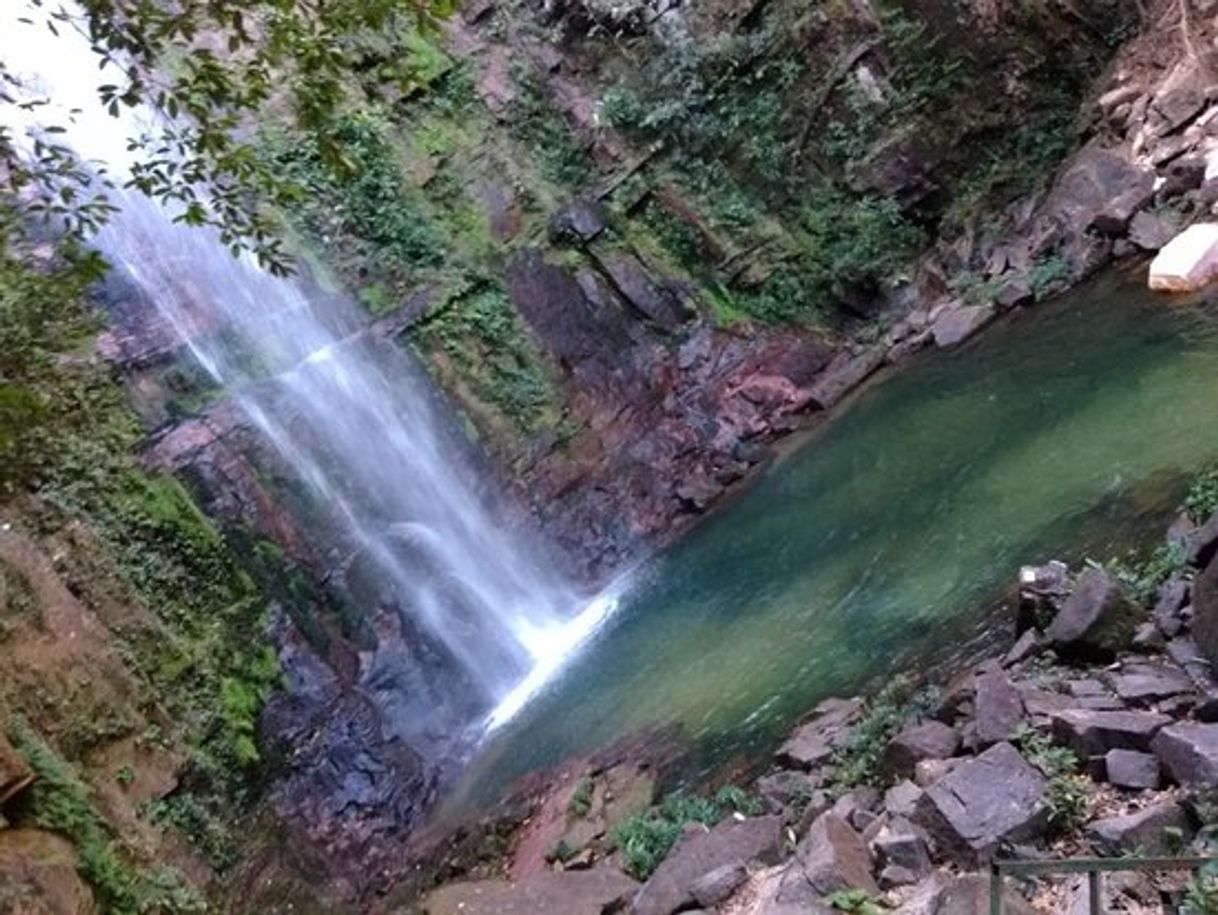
[593,248,691,330]
[1160,156,1208,197]
[872,824,931,877]
[506,248,631,365]
[1151,722,1218,786]
[1044,568,1140,660]
[912,742,1049,866]
[1087,800,1193,855]
[1051,709,1170,757]
[1043,147,1154,237]
[882,720,961,779]
[689,861,748,909]
[632,816,783,915]
[1105,662,1194,705]
[1103,749,1161,790]
[1186,513,1218,567]
[776,698,862,770]
[756,769,821,815]
[1189,550,1218,668]
[550,198,610,243]
[784,812,878,897]
[973,669,1025,747]
[847,134,941,214]
[1128,210,1181,251]
[1153,578,1190,638]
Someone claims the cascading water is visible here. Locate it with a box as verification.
[1,5,616,735]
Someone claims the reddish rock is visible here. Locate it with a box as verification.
[422,867,637,915]
[807,348,885,409]
[776,698,862,770]
[783,813,878,897]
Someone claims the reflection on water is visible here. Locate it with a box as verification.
[452,266,1218,808]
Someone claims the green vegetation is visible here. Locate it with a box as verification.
[613,787,762,880]
[1105,543,1188,607]
[824,888,884,914]
[262,110,446,312]
[1029,254,1071,302]
[509,67,596,189]
[567,776,594,818]
[1013,724,1088,832]
[594,0,1113,325]
[829,677,939,792]
[410,284,557,433]
[546,838,578,864]
[8,720,205,915]
[1183,863,1218,915]
[2,240,288,878]
[1187,466,1218,523]
[1,1,456,271]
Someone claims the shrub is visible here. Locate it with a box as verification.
[1014,724,1088,832]
[1187,467,1218,524]
[1103,542,1187,607]
[1183,863,1218,915]
[829,677,940,792]
[568,776,594,818]
[613,787,760,879]
[8,720,204,914]
[825,888,884,914]
[1029,253,1070,301]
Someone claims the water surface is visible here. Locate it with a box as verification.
[455,266,1218,803]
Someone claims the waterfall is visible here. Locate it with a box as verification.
[0,4,616,730]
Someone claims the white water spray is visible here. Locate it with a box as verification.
[0,4,616,728]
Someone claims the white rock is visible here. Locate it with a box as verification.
[1148,223,1218,291]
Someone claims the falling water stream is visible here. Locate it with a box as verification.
[0,6,615,739]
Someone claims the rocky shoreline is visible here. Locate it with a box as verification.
[401,490,1218,914]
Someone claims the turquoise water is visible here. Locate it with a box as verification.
[455,265,1218,804]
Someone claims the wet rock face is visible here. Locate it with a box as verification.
[506,246,839,578]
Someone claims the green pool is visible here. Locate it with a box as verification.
[455,265,1218,805]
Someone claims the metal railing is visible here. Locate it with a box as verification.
[990,855,1215,914]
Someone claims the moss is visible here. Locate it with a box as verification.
[8,719,205,914]
[409,283,558,434]
[2,241,290,878]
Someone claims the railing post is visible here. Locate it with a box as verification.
[1089,869,1102,915]
[990,863,1003,915]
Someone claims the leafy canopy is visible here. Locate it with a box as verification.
[1,0,452,274]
